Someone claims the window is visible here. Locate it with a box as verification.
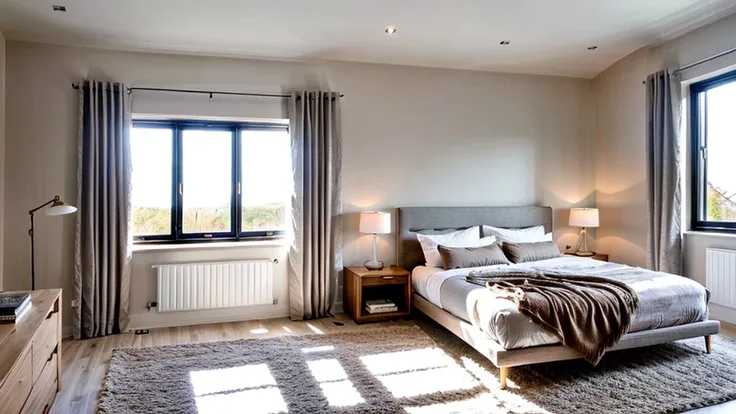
[691,69,736,231]
[131,120,290,241]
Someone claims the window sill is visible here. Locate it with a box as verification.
[684,230,736,239]
[132,239,289,253]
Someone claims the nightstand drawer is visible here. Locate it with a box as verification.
[362,274,408,286]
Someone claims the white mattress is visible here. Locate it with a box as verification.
[412,256,710,350]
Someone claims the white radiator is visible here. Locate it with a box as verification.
[706,248,736,310]
[154,260,275,312]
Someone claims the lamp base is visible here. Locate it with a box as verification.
[364,260,384,271]
[574,250,595,257]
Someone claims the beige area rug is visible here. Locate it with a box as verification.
[99,321,736,414]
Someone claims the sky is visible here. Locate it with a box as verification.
[705,80,736,199]
[130,127,291,209]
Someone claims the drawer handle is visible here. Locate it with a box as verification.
[382,276,394,280]
[46,310,58,320]
[43,404,50,414]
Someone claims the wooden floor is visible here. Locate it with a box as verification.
[51,318,736,414]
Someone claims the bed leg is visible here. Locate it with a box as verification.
[705,335,712,354]
[499,366,508,389]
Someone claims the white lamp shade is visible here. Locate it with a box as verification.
[569,208,599,228]
[45,204,78,216]
[359,211,391,234]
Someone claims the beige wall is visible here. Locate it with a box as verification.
[4,41,595,331]
[593,12,736,320]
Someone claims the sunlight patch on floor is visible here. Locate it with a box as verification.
[318,380,365,407]
[306,323,324,334]
[360,347,456,376]
[190,364,287,414]
[460,357,550,414]
[306,358,364,407]
[302,345,335,354]
[282,326,292,333]
[360,347,479,398]
[190,364,276,396]
[194,386,288,414]
[306,359,348,382]
[404,392,504,414]
[251,328,269,334]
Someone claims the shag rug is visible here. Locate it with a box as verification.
[99,321,736,414]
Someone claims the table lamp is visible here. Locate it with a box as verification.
[359,211,391,270]
[569,207,599,257]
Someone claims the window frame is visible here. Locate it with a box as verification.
[132,119,289,243]
[690,68,736,232]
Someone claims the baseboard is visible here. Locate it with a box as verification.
[710,303,736,325]
[127,305,289,331]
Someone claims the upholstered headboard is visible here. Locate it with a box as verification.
[395,206,553,271]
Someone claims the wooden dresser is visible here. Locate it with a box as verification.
[0,290,62,414]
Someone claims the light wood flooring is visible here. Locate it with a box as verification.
[51,317,736,414]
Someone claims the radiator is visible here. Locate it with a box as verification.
[706,248,736,310]
[154,260,275,312]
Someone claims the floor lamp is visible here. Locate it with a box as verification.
[28,195,77,290]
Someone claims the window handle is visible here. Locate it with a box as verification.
[237,182,241,195]
[179,183,183,196]
[701,146,707,160]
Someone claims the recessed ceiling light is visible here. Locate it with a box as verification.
[500,40,511,45]
[384,26,397,34]
[587,46,598,50]
[52,5,67,12]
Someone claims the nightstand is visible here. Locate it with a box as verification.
[344,266,411,324]
[566,253,609,262]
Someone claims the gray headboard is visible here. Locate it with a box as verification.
[396,206,553,271]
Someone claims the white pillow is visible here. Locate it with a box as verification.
[416,227,484,267]
[482,225,550,243]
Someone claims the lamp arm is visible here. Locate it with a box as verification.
[29,196,60,215]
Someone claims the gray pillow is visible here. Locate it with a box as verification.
[438,243,510,270]
[502,241,561,264]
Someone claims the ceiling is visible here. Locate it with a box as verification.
[1,0,736,78]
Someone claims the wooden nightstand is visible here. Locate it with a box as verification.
[566,253,609,262]
[344,266,411,324]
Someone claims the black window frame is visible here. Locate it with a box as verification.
[690,68,736,232]
[132,119,289,243]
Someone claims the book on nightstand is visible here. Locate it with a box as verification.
[364,299,398,314]
[0,293,32,323]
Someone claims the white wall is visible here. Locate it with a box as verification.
[4,41,595,330]
[593,13,736,303]
[0,30,5,291]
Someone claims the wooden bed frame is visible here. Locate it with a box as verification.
[396,206,721,389]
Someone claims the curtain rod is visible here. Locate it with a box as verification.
[70,84,344,98]
[642,45,736,84]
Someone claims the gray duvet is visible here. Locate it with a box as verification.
[421,257,709,350]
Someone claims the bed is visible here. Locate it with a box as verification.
[397,206,721,388]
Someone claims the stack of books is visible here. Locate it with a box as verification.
[0,293,32,324]
[364,299,398,314]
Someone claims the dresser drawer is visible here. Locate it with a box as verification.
[0,346,33,414]
[32,310,59,384]
[21,351,57,414]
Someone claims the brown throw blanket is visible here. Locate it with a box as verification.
[467,268,639,365]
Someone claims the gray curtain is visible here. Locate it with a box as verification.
[646,69,682,274]
[73,80,133,339]
[288,91,343,320]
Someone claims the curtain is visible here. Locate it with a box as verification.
[646,69,682,274]
[288,91,343,320]
[73,80,133,339]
